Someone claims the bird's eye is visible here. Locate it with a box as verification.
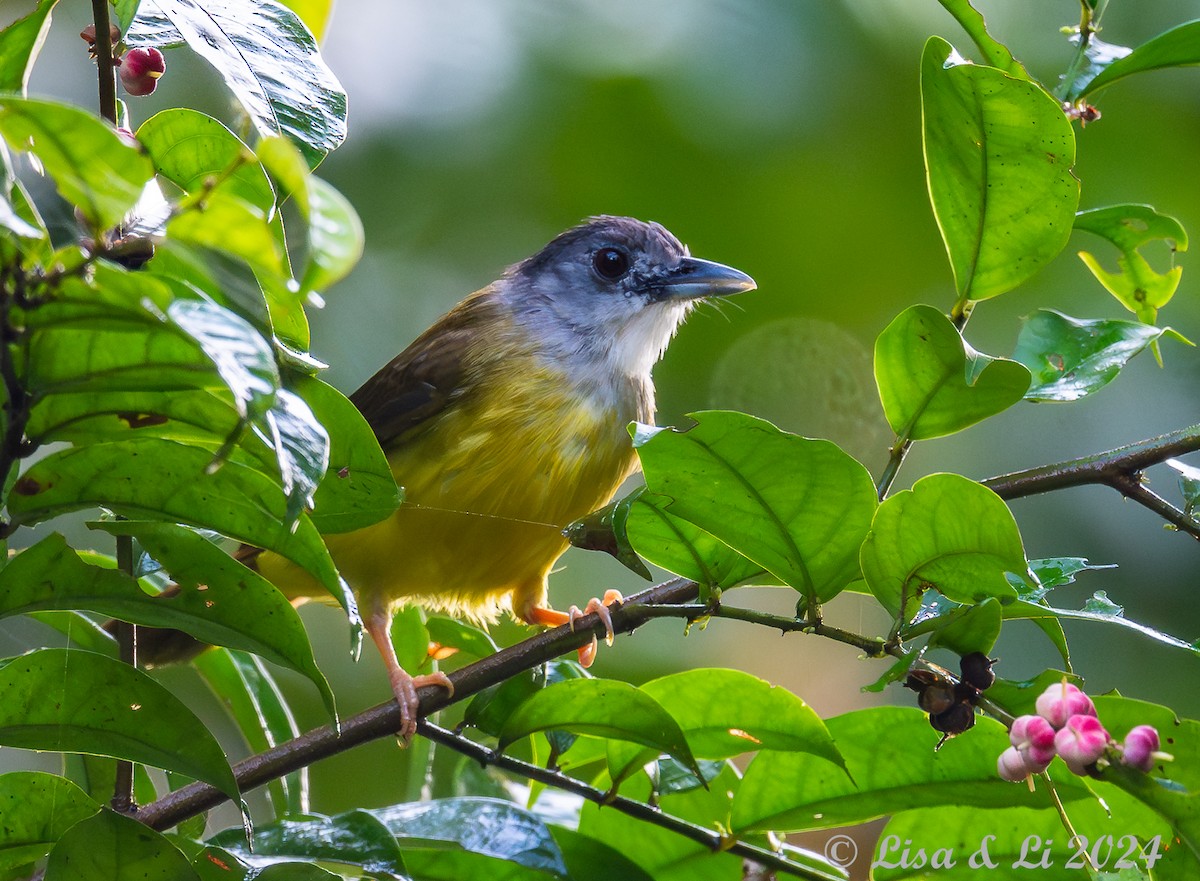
[592,247,630,281]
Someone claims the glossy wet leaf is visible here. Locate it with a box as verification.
[191,848,342,880]
[1073,20,1200,99]
[633,411,876,605]
[1008,591,1200,658]
[921,37,1078,304]
[860,473,1024,622]
[1074,204,1189,327]
[0,97,153,233]
[372,798,568,876]
[1015,310,1173,402]
[0,648,238,800]
[128,0,347,167]
[210,810,406,876]
[1026,556,1118,593]
[300,176,363,295]
[6,438,351,618]
[259,387,330,523]
[1168,458,1200,517]
[45,809,199,881]
[875,305,1030,440]
[298,376,402,533]
[0,772,100,871]
[732,708,1080,833]
[167,189,289,285]
[0,0,57,94]
[606,668,844,786]
[137,108,275,212]
[91,521,337,716]
[499,678,700,777]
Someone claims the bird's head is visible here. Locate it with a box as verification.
[501,216,756,379]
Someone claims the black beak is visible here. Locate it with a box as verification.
[652,256,757,301]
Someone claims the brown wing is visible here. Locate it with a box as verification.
[349,287,501,449]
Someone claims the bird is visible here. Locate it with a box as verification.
[185,216,754,737]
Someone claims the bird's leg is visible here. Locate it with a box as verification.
[523,589,624,667]
[364,602,454,739]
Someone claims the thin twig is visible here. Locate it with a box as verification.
[112,533,138,815]
[417,720,844,881]
[983,424,1200,539]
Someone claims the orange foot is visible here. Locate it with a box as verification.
[525,589,624,667]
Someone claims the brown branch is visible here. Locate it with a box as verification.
[90,0,118,124]
[136,578,702,831]
[417,720,843,881]
[982,423,1200,539]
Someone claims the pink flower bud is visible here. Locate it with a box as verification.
[1035,681,1095,729]
[1054,714,1109,775]
[1121,725,1162,773]
[998,746,1043,782]
[120,47,166,96]
[1010,714,1057,766]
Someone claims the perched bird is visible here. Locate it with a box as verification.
[250,217,752,735]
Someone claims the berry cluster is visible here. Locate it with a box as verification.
[998,682,1171,782]
[905,652,996,742]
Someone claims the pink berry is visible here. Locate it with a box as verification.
[1121,725,1161,773]
[1035,682,1095,729]
[998,746,1036,782]
[1054,714,1109,775]
[1010,714,1057,766]
[120,47,166,96]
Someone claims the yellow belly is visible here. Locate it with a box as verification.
[259,367,640,622]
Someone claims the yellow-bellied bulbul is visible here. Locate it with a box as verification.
[254,216,754,735]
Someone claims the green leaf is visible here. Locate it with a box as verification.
[1168,458,1200,518]
[464,659,587,738]
[0,531,335,717]
[127,0,347,167]
[1026,556,1117,592]
[425,615,498,659]
[633,411,877,606]
[1008,591,1200,658]
[299,176,363,295]
[0,142,46,241]
[926,596,1004,655]
[606,668,845,787]
[626,488,773,592]
[1074,205,1189,328]
[45,809,200,881]
[167,189,289,285]
[1074,20,1200,99]
[193,649,307,818]
[861,473,1024,622]
[921,37,1079,304]
[26,610,119,656]
[137,109,274,212]
[190,848,342,880]
[371,798,569,876]
[564,493,655,581]
[0,0,57,94]
[6,438,352,619]
[732,707,1081,833]
[210,810,406,876]
[261,387,330,523]
[550,826,656,881]
[579,763,744,881]
[0,97,153,233]
[298,376,402,533]
[875,305,1030,440]
[1015,310,1173,402]
[92,521,337,716]
[0,772,100,871]
[0,648,238,800]
[498,678,701,778]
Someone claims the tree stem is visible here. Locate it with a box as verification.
[90,0,118,124]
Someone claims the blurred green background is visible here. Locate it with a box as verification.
[9,0,1200,819]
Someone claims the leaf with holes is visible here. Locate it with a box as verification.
[922,37,1078,305]
[875,305,1029,440]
